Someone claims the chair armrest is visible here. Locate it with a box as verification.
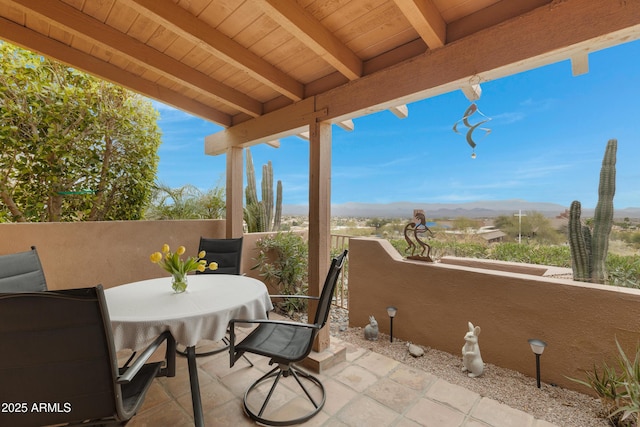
[269,294,319,301]
[117,331,176,384]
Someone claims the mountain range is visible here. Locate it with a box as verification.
[282,199,640,219]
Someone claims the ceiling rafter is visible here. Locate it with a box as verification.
[0,16,232,126]
[125,0,304,102]
[393,0,446,49]
[256,0,363,80]
[3,0,263,117]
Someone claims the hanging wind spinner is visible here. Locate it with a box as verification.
[452,103,491,158]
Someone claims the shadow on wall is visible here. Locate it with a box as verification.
[347,237,640,395]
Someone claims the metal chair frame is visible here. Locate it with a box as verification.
[228,250,348,426]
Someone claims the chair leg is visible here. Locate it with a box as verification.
[243,364,326,426]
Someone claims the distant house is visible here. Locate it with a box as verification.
[477,229,506,243]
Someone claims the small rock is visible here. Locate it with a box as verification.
[408,343,424,357]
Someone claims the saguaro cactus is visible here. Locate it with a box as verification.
[244,149,283,232]
[568,139,617,284]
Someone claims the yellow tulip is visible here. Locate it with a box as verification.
[199,259,207,265]
[162,244,170,253]
[149,252,162,263]
[209,262,218,271]
[196,264,205,272]
[198,250,206,259]
[176,246,186,255]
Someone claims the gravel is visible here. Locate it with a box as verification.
[294,307,611,427]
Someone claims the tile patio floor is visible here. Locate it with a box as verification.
[127,317,559,427]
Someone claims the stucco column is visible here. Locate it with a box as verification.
[225,146,244,238]
[308,121,332,352]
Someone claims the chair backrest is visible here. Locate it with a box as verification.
[0,286,121,427]
[197,237,243,275]
[312,250,348,327]
[0,246,47,292]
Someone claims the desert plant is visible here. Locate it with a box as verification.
[569,139,617,284]
[570,338,640,426]
[252,232,308,315]
[244,149,282,232]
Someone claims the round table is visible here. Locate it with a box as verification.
[105,274,273,427]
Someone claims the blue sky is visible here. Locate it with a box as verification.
[154,39,640,209]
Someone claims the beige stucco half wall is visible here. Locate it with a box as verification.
[348,237,640,394]
[0,221,286,290]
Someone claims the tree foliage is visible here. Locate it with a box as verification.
[0,42,161,222]
[145,183,225,220]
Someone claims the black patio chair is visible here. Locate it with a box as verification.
[0,285,176,427]
[196,236,243,275]
[177,236,246,359]
[228,249,348,426]
[0,246,47,292]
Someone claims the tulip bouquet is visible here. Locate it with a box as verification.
[150,244,218,293]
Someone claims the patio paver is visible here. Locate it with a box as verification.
[127,321,561,427]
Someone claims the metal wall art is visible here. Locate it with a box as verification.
[403,210,434,262]
[453,103,491,158]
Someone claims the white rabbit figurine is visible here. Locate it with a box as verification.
[364,315,379,341]
[462,321,484,377]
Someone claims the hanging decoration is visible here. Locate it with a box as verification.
[453,103,491,158]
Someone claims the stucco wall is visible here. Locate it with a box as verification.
[0,222,299,291]
[349,237,640,394]
[0,220,226,290]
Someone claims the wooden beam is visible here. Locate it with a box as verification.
[308,121,332,352]
[571,54,590,76]
[317,0,640,123]
[4,0,262,117]
[206,0,640,148]
[205,98,327,155]
[335,120,354,132]
[225,147,244,239]
[257,0,362,80]
[0,16,232,126]
[389,105,409,119]
[393,0,446,49]
[126,0,304,101]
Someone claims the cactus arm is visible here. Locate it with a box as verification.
[274,180,282,231]
[262,162,273,231]
[591,139,617,284]
[569,200,590,282]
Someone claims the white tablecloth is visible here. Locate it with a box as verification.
[105,275,273,351]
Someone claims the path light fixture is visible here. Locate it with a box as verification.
[387,306,397,343]
[528,339,547,388]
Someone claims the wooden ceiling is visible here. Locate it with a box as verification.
[1,0,639,152]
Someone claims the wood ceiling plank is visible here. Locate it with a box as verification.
[392,0,445,49]
[434,0,499,23]
[196,0,242,28]
[447,0,551,43]
[126,0,304,101]
[209,0,640,146]
[354,27,419,62]
[5,0,263,117]
[257,0,363,80]
[0,15,232,126]
[80,0,116,23]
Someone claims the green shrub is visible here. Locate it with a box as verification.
[570,339,640,426]
[607,254,640,289]
[253,232,308,315]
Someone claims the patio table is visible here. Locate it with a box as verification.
[105,274,273,427]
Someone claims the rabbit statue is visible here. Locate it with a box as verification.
[364,315,379,341]
[461,321,484,377]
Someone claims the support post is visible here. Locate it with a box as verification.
[226,146,244,238]
[308,121,332,352]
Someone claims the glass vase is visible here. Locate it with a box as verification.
[171,273,188,293]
